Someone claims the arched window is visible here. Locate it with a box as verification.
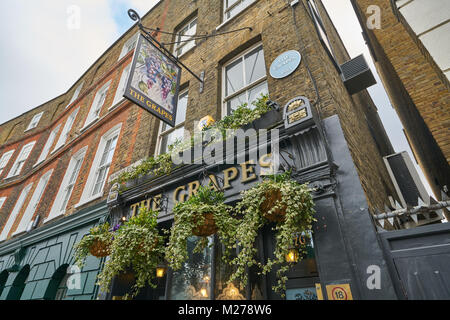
[0,270,9,297]
[6,265,30,300]
[44,264,70,300]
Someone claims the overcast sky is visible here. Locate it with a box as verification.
[0,0,434,197]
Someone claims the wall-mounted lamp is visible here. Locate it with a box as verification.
[285,248,299,263]
[156,264,167,278]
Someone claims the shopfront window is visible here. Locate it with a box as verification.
[169,236,213,300]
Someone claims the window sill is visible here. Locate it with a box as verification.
[74,194,102,209]
[80,118,99,133]
[216,0,259,31]
[43,213,64,224]
[176,45,196,59]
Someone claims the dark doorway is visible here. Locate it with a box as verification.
[6,265,30,300]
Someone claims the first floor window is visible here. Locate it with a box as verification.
[158,89,188,154]
[53,108,79,152]
[112,64,131,107]
[223,44,268,115]
[35,124,61,165]
[14,169,53,235]
[47,148,86,222]
[77,124,122,207]
[0,183,33,241]
[84,81,111,128]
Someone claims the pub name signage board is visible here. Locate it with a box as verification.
[124,34,181,127]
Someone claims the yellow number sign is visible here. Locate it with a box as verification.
[326,284,353,300]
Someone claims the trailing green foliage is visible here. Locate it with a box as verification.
[73,222,113,268]
[228,171,316,296]
[96,207,166,299]
[165,186,238,271]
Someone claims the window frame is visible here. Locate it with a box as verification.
[221,43,268,117]
[222,0,257,23]
[6,141,36,179]
[53,108,80,153]
[156,88,189,155]
[65,82,84,109]
[46,147,87,222]
[25,112,44,132]
[118,32,139,61]
[76,124,122,207]
[0,183,33,242]
[0,150,15,176]
[13,169,53,236]
[111,64,132,109]
[173,16,198,58]
[0,197,6,210]
[83,81,111,129]
[34,124,61,167]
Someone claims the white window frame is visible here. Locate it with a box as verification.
[222,0,257,23]
[13,169,53,236]
[118,33,139,61]
[65,82,84,109]
[0,183,33,242]
[0,197,6,210]
[111,64,131,109]
[174,17,198,58]
[46,147,87,223]
[221,43,268,117]
[53,108,80,153]
[0,150,15,176]
[34,124,61,167]
[6,141,36,179]
[83,81,111,129]
[156,89,188,155]
[76,124,122,207]
[25,112,44,131]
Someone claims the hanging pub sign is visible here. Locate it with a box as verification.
[123,34,181,127]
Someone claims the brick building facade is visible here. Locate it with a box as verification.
[0,0,409,300]
[351,0,450,202]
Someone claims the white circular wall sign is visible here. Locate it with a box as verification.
[269,50,302,79]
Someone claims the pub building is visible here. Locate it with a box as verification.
[1,0,426,300]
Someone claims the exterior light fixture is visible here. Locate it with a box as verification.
[285,248,299,263]
[156,264,167,278]
[200,288,208,298]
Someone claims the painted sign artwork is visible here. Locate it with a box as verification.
[124,34,181,127]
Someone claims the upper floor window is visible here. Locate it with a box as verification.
[84,81,111,128]
[0,183,33,242]
[174,17,197,57]
[77,124,121,206]
[223,0,254,21]
[157,89,188,154]
[112,64,131,107]
[13,169,53,236]
[222,44,268,115]
[118,33,139,61]
[6,141,36,179]
[46,147,86,222]
[35,124,61,166]
[0,197,6,210]
[0,150,15,176]
[65,82,84,109]
[53,108,80,152]
[25,112,44,131]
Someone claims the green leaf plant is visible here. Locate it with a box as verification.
[96,207,166,299]
[165,186,238,271]
[228,171,316,297]
[73,222,113,269]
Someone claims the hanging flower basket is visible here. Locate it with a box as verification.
[89,239,111,258]
[260,188,287,222]
[192,212,218,237]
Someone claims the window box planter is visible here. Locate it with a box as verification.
[250,109,282,130]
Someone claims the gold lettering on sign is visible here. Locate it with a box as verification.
[208,174,220,191]
[173,185,187,204]
[152,194,162,211]
[240,160,257,183]
[223,167,238,190]
[130,203,140,217]
[188,180,200,197]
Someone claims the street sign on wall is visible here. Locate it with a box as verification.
[124,34,181,127]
